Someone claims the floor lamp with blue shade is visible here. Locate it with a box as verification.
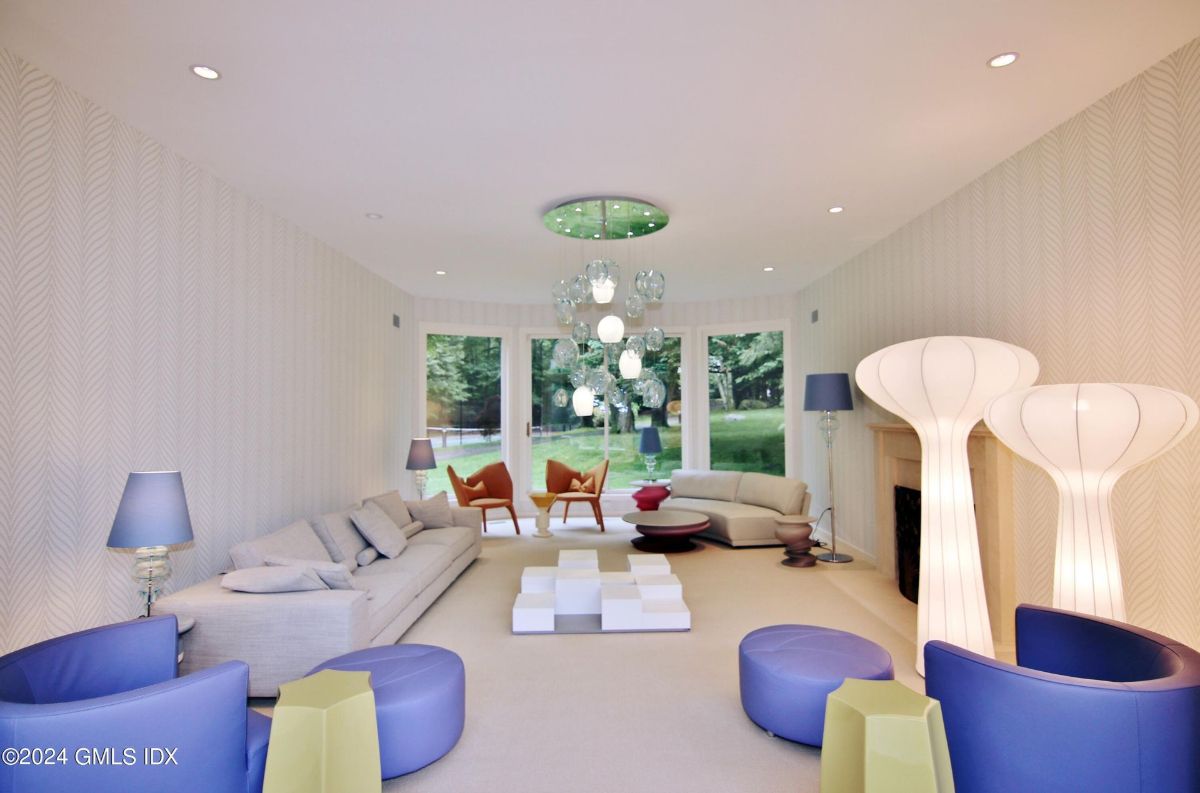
[804,373,854,563]
[107,471,194,617]
[407,438,437,500]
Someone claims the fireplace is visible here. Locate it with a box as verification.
[869,422,1018,658]
[894,486,921,604]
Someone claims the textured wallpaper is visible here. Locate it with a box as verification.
[0,49,415,652]
[797,38,1200,647]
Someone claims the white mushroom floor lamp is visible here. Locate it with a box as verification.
[984,383,1197,621]
[856,336,1039,675]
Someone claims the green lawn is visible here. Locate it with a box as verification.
[423,407,784,496]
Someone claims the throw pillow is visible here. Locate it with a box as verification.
[365,490,414,530]
[356,546,380,566]
[462,481,488,501]
[309,510,369,571]
[221,566,328,593]
[350,501,408,558]
[228,520,332,570]
[569,477,595,493]
[263,555,357,590]
[406,491,454,529]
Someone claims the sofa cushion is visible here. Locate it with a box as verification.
[736,472,808,515]
[350,501,408,558]
[354,574,423,637]
[221,565,328,593]
[365,491,418,537]
[356,546,380,566]
[229,520,332,570]
[311,510,370,571]
[408,525,476,558]
[666,497,783,546]
[670,470,743,502]
[263,555,357,590]
[353,544,453,591]
[406,492,454,529]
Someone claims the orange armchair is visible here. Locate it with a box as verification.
[447,461,520,534]
[546,459,609,532]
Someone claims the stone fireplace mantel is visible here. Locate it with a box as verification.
[869,422,1017,658]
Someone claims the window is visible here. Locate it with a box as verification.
[530,335,683,491]
[423,333,503,496]
[707,330,785,475]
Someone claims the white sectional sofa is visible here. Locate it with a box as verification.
[154,492,481,696]
[663,470,811,547]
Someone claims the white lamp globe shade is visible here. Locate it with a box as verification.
[618,350,642,379]
[572,386,595,416]
[597,315,624,344]
[592,278,616,304]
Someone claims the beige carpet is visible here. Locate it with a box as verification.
[377,517,920,793]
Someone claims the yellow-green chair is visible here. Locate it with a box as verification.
[263,669,382,793]
[820,678,954,793]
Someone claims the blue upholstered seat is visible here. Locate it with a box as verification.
[925,604,1200,793]
[0,615,268,793]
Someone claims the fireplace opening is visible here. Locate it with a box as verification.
[894,486,920,604]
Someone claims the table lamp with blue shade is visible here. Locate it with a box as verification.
[107,471,194,617]
[804,373,854,564]
[406,438,437,500]
[639,427,664,479]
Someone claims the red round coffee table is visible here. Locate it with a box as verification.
[631,480,671,511]
[624,509,710,553]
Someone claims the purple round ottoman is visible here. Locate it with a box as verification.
[309,644,464,778]
[739,625,894,746]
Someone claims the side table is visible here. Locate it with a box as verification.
[774,515,817,568]
[529,492,557,538]
[263,669,382,793]
[631,480,671,511]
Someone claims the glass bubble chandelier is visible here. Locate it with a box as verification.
[544,197,671,459]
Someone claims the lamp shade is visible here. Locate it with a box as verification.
[405,438,437,470]
[597,315,624,344]
[573,385,595,416]
[107,471,194,548]
[639,426,663,455]
[619,350,642,379]
[804,373,854,411]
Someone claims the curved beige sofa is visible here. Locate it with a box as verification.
[664,470,811,547]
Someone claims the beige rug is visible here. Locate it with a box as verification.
[379,517,919,793]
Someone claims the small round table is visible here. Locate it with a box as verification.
[528,492,557,539]
[623,509,709,553]
[630,480,671,511]
[774,515,817,568]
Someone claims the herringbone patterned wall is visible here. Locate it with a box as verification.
[797,38,1200,648]
[0,49,415,652]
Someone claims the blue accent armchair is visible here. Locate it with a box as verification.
[925,604,1200,793]
[0,615,269,793]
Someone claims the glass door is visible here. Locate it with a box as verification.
[423,333,504,496]
[528,334,684,492]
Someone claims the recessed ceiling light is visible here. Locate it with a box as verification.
[365,212,383,220]
[763,266,775,272]
[828,206,844,214]
[987,52,1019,69]
[435,270,447,276]
[190,64,221,80]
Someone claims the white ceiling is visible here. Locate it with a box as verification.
[3,1,1199,303]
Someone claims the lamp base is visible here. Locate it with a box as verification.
[413,470,428,501]
[134,545,171,618]
[816,551,853,564]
